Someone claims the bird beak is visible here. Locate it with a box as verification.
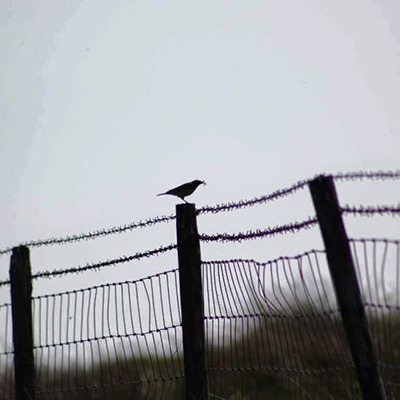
[202,180,207,185]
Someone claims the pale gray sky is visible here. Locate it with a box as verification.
[1,0,399,298]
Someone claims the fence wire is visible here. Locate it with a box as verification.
[203,239,400,399]
[200,217,318,244]
[342,204,400,217]
[350,238,400,399]
[0,269,184,400]
[0,244,177,288]
[203,252,356,400]
[1,238,399,399]
[0,215,176,257]
[1,169,398,256]
[334,170,400,182]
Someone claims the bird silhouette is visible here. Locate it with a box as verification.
[157,180,206,203]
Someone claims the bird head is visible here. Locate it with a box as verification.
[192,179,206,187]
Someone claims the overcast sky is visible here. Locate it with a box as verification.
[1,0,399,299]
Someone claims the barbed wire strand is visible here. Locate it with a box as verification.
[0,214,176,257]
[197,178,309,215]
[341,204,400,217]
[197,170,400,216]
[334,170,400,182]
[1,170,399,256]
[0,215,319,285]
[0,244,177,288]
[199,217,318,243]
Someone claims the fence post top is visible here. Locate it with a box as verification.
[12,245,29,253]
[310,174,333,184]
[176,203,196,208]
[176,203,196,213]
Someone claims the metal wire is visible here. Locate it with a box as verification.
[197,170,400,216]
[0,244,177,288]
[341,204,400,217]
[200,217,318,243]
[0,214,176,257]
[349,238,400,399]
[0,269,184,399]
[197,178,310,215]
[202,239,400,399]
[203,252,359,400]
[0,170,399,399]
[1,169,398,257]
[334,170,400,182]
[1,240,400,399]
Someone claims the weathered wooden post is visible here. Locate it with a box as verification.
[176,203,208,400]
[309,175,387,400]
[10,246,35,400]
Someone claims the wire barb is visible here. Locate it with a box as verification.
[0,169,398,255]
[0,244,177,287]
[0,214,176,256]
[341,204,400,217]
[200,217,318,243]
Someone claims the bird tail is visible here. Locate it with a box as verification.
[157,192,167,197]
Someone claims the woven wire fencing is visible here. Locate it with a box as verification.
[1,239,399,399]
[204,238,400,399]
[0,170,399,399]
[1,270,185,399]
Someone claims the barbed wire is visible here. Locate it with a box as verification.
[0,214,176,257]
[0,177,311,255]
[341,204,400,217]
[0,243,177,287]
[197,170,400,216]
[197,178,309,215]
[333,170,400,182]
[199,216,318,243]
[0,170,398,256]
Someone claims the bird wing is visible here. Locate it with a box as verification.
[165,182,192,196]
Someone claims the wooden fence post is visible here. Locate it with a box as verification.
[176,203,208,400]
[10,246,35,400]
[309,175,387,400]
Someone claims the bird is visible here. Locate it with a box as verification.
[157,180,206,203]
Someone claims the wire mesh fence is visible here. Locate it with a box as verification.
[1,239,399,399]
[350,239,400,398]
[203,238,400,399]
[1,269,185,399]
[203,253,355,400]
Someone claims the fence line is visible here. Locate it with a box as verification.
[341,204,400,217]
[0,205,398,287]
[199,170,400,216]
[0,244,177,288]
[1,239,399,399]
[204,240,400,399]
[1,203,398,287]
[334,170,400,182]
[1,170,398,257]
[1,268,185,399]
[1,172,399,399]
[199,217,318,243]
[0,215,176,257]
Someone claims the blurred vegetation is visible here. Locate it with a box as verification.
[1,308,399,400]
